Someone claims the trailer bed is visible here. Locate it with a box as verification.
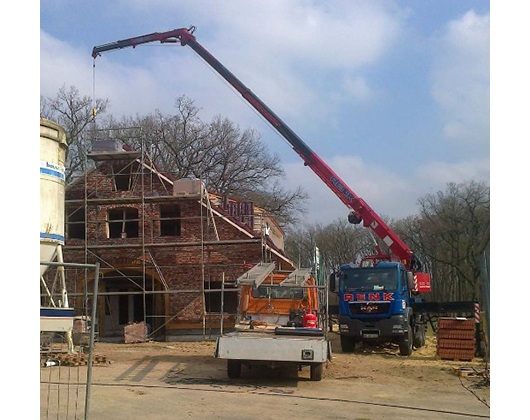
[215,327,331,381]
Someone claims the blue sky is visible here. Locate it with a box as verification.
[39,1,490,225]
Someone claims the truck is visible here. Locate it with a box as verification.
[92,26,481,360]
[330,260,430,356]
[214,262,331,381]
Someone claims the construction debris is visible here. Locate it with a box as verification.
[42,352,110,367]
[124,321,149,344]
[452,366,488,378]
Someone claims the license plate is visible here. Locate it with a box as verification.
[362,333,379,338]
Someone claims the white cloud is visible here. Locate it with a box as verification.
[415,158,490,187]
[41,2,406,133]
[283,154,417,225]
[283,152,490,226]
[215,0,402,69]
[40,31,94,98]
[122,0,404,68]
[430,10,490,146]
[342,76,373,101]
[105,1,404,122]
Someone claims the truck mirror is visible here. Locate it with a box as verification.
[329,273,336,293]
[406,271,414,291]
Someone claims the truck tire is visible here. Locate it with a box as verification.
[227,360,241,379]
[340,335,355,353]
[413,323,426,348]
[399,326,413,356]
[310,363,324,381]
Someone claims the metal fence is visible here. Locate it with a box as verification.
[41,261,100,420]
[480,247,490,360]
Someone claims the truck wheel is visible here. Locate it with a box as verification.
[340,335,355,353]
[399,327,413,356]
[413,323,426,348]
[310,363,324,381]
[227,360,241,379]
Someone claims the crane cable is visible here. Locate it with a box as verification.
[92,58,98,123]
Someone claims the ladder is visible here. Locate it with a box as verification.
[280,268,312,286]
[237,262,276,288]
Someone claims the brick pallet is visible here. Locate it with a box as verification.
[436,317,476,361]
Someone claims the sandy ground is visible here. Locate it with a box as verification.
[40,332,490,419]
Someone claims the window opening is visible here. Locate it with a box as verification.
[340,268,398,292]
[160,204,181,236]
[112,162,132,191]
[204,281,238,314]
[108,207,139,238]
[252,285,305,300]
[118,294,128,325]
[67,206,86,239]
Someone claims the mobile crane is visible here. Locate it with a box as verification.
[92,26,419,272]
[92,26,478,362]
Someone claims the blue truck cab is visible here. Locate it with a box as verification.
[331,261,426,356]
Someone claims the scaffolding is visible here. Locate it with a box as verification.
[52,134,291,342]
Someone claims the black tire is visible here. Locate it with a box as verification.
[399,325,413,356]
[310,363,324,381]
[227,360,241,379]
[413,323,426,348]
[340,335,355,353]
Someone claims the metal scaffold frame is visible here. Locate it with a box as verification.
[56,131,277,342]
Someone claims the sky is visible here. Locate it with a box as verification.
[37,0,491,226]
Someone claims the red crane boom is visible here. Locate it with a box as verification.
[92,26,418,269]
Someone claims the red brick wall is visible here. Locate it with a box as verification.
[63,158,291,338]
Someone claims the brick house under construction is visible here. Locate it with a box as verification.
[61,140,296,341]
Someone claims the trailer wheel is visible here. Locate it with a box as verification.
[399,326,413,356]
[310,363,324,381]
[340,335,355,353]
[227,360,241,379]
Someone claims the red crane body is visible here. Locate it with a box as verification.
[92,26,418,270]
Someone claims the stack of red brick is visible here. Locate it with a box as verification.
[124,321,148,344]
[436,317,476,361]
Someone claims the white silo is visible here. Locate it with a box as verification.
[40,118,67,276]
[40,118,75,341]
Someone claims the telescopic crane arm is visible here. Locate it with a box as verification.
[92,26,416,269]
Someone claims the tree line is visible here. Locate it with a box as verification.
[285,180,489,305]
[41,85,490,306]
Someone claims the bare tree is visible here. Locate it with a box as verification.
[41,85,109,182]
[412,181,490,302]
[245,180,308,226]
[42,86,309,227]
[285,218,374,271]
[107,95,308,226]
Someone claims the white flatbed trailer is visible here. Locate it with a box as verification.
[215,327,332,381]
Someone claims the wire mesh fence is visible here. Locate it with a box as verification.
[40,261,100,420]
